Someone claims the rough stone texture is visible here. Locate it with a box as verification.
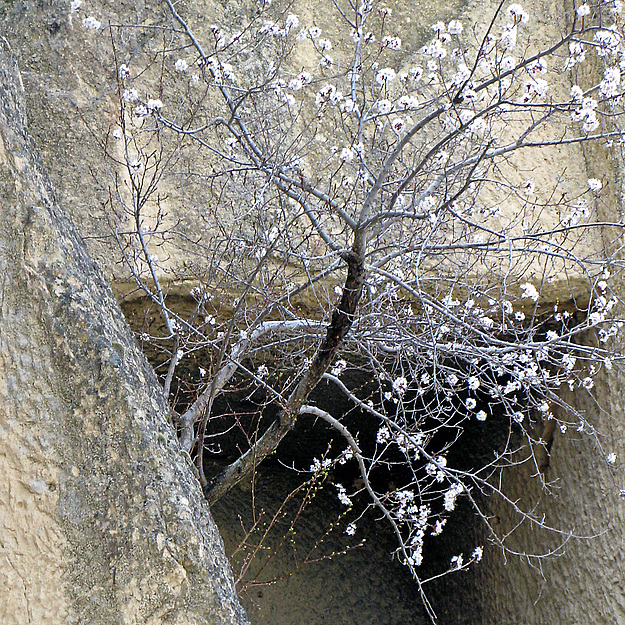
[475,368,625,624]
[0,44,248,625]
[0,0,598,305]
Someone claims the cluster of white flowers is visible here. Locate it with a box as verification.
[82,15,101,30]
[588,178,603,192]
[123,88,138,102]
[599,66,621,98]
[377,426,391,444]
[331,358,347,376]
[381,36,401,50]
[296,26,322,41]
[202,58,235,83]
[520,282,540,302]
[315,84,344,107]
[594,28,621,58]
[521,78,549,101]
[339,147,355,163]
[443,483,464,511]
[392,376,408,396]
[397,94,420,110]
[571,95,600,132]
[146,98,163,112]
[507,3,529,23]
[565,41,586,69]
[309,457,332,473]
[336,483,351,506]
[174,59,189,73]
[426,455,447,483]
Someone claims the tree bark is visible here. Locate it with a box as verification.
[0,44,248,625]
[204,247,366,504]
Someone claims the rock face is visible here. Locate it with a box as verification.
[0,44,248,625]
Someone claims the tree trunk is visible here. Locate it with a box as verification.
[0,44,248,625]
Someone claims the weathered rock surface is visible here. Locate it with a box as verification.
[0,43,248,625]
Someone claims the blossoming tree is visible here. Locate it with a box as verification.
[83,0,625,618]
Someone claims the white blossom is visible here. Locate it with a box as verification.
[563,354,577,371]
[447,20,463,35]
[451,554,464,569]
[377,426,391,444]
[595,28,621,57]
[507,3,529,23]
[472,546,484,562]
[520,282,540,301]
[377,99,393,114]
[410,66,424,80]
[285,14,299,31]
[424,39,447,59]
[588,178,603,192]
[310,457,331,473]
[146,99,163,112]
[397,95,419,110]
[331,359,347,376]
[123,88,139,102]
[500,24,518,50]
[382,36,402,50]
[336,484,351,506]
[571,85,584,102]
[393,376,408,396]
[82,16,101,29]
[318,38,332,51]
[174,59,189,73]
[340,147,355,163]
[391,117,406,134]
[376,67,397,85]
[565,41,586,69]
[523,78,549,100]
[444,483,463,511]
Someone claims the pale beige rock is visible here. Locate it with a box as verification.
[0,44,248,625]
